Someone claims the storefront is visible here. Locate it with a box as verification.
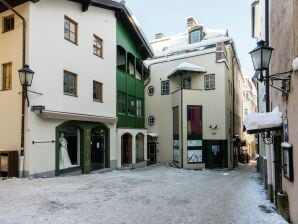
[55,121,110,175]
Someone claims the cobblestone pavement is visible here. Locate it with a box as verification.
[0,162,288,224]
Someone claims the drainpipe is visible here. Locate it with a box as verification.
[264,0,273,202]
[232,55,236,168]
[180,72,184,168]
[0,0,27,177]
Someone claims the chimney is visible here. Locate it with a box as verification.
[186,17,197,29]
[155,33,165,39]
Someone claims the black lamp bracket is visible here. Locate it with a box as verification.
[269,70,293,96]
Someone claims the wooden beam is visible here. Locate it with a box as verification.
[82,0,91,12]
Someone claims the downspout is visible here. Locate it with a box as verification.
[0,0,27,177]
[180,72,184,168]
[265,0,273,202]
[232,55,236,168]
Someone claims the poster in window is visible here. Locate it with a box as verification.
[187,150,202,163]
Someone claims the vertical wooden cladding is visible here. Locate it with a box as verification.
[116,20,146,129]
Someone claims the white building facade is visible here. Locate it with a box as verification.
[0,0,152,177]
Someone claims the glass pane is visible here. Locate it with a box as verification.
[251,49,262,70]
[262,48,272,69]
[64,30,70,40]
[187,106,202,135]
[70,22,76,33]
[70,33,76,42]
[64,20,70,30]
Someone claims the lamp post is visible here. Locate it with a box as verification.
[18,64,35,107]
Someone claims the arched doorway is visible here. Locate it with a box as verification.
[136,133,144,162]
[122,133,132,165]
[91,126,108,170]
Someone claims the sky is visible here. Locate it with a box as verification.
[125,0,257,77]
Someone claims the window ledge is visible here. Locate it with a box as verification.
[64,93,78,97]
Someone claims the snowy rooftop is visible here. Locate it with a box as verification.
[144,18,232,67]
[167,62,207,78]
[244,107,283,133]
[150,24,229,58]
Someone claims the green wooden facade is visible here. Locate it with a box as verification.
[116,21,147,128]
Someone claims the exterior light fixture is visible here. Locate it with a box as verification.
[249,40,274,74]
[18,64,34,86]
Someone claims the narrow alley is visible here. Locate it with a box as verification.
[0,162,287,224]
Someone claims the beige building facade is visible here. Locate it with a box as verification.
[145,18,244,169]
[269,0,298,222]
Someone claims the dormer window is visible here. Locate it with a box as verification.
[189,29,201,44]
[189,25,203,44]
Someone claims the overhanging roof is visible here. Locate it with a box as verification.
[0,0,38,13]
[167,62,207,79]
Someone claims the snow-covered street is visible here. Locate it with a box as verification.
[0,162,288,224]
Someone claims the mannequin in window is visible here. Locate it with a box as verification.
[59,132,73,169]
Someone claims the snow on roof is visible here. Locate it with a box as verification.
[167,62,207,78]
[244,107,283,133]
[150,26,229,58]
[292,57,298,71]
[281,142,292,148]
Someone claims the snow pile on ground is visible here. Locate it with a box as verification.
[244,107,282,132]
[167,62,207,78]
[0,164,288,224]
[292,57,298,71]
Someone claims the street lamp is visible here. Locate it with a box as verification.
[249,40,274,75]
[18,64,35,107]
[18,64,34,86]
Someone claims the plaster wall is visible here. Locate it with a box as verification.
[116,128,147,168]
[270,0,298,222]
[145,52,231,166]
[0,3,29,152]
[24,0,117,176]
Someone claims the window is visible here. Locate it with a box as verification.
[189,30,201,44]
[2,63,12,90]
[205,74,215,90]
[93,81,103,102]
[244,109,248,117]
[64,16,77,44]
[182,77,191,89]
[3,15,14,33]
[187,106,202,136]
[147,86,155,96]
[136,99,143,117]
[128,96,135,115]
[148,116,155,126]
[93,35,103,58]
[161,80,170,95]
[64,71,77,96]
[118,92,126,114]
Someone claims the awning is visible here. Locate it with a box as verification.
[243,107,282,134]
[167,62,207,79]
[40,110,117,124]
[147,132,158,137]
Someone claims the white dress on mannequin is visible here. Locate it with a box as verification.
[59,133,73,169]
